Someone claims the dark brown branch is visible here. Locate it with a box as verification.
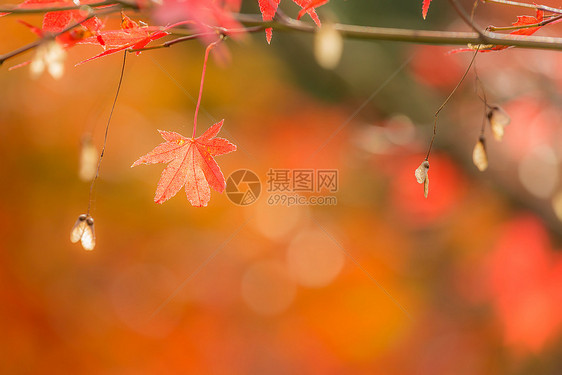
[0,4,128,65]
[236,13,562,52]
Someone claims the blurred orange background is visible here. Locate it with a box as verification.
[1,1,562,373]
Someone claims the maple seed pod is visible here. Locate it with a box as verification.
[79,135,99,182]
[314,23,343,70]
[70,214,96,251]
[472,136,488,172]
[488,106,511,141]
[414,160,430,198]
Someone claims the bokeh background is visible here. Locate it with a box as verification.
[1,0,562,373]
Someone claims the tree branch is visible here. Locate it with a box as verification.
[0,4,122,65]
[235,14,562,52]
[483,0,562,15]
[447,0,488,40]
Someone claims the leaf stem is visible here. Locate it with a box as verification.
[193,38,221,138]
[87,51,127,215]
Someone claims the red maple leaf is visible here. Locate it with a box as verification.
[76,13,186,65]
[154,0,244,45]
[131,120,237,207]
[422,0,432,20]
[449,9,546,53]
[257,0,324,44]
[296,0,327,21]
[509,8,544,36]
[13,0,103,47]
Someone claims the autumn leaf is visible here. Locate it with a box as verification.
[15,0,103,38]
[76,14,192,65]
[422,0,432,20]
[13,0,103,48]
[296,0,326,22]
[510,9,544,36]
[76,14,171,65]
[257,0,323,44]
[154,0,244,45]
[131,120,237,207]
[451,9,546,53]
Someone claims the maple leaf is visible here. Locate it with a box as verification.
[11,14,97,77]
[131,120,237,207]
[422,0,432,20]
[257,0,323,44]
[450,9,546,53]
[510,8,544,36]
[76,14,191,65]
[13,0,103,38]
[154,0,244,45]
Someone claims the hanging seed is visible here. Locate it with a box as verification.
[70,214,96,251]
[415,160,430,198]
[488,106,511,141]
[472,136,488,171]
[415,160,429,184]
[79,135,98,182]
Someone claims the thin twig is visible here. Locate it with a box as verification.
[448,0,488,40]
[483,0,562,14]
[193,38,222,138]
[87,52,127,215]
[488,14,562,31]
[425,47,480,160]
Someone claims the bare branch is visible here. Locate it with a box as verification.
[236,13,562,52]
[447,0,488,40]
[483,0,562,15]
